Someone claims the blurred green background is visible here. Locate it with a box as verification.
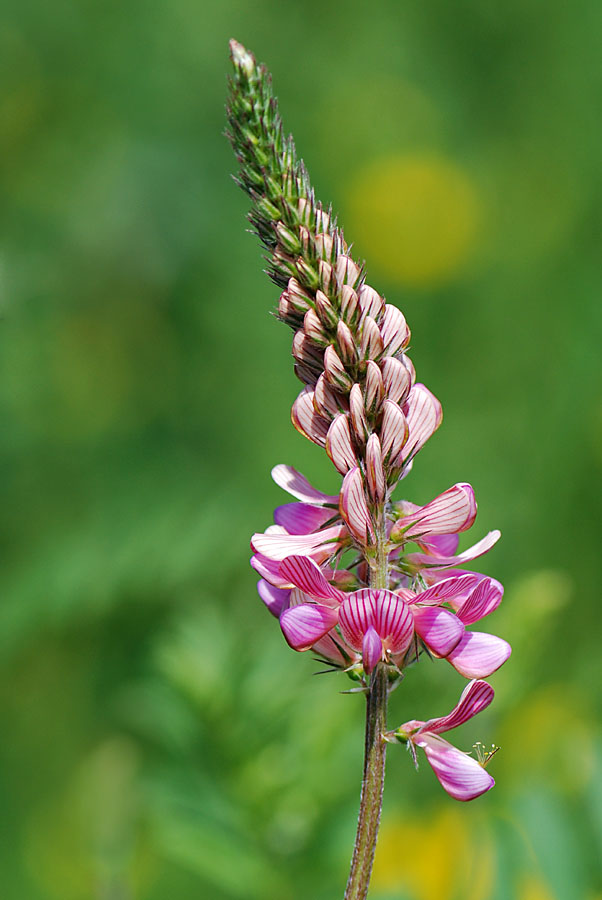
[1,1,601,898]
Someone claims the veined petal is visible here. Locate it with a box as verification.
[401,483,477,540]
[365,434,386,503]
[271,464,338,505]
[412,606,464,656]
[416,733,495,801]
[311,632,352,665]
[418,679,495,735]
[456,578,504,625]
[414,573,482,606]
[339,589,413,655]
[326,414,358,475]
[400,384,443,462]
[379,304,410,356]
[251,524,348,562]
[380,356,412,405]
[408,530,501,569]
[251,553,292,588]
[447,631,512,678]
[280,603,340,651]
[291,387,331,447]
[340,467,375,543]
[279,555,345,603]
[274,503,335,534]
[257,580,290,618]
[380,400,409,463]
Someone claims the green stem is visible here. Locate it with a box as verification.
[343,510,389,900]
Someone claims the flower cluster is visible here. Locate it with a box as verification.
[228,40,510,803]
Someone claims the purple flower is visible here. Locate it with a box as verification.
[395,680,496,801]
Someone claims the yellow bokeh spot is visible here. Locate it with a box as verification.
[519,873,557,900]
[372,807,493,900]
[347,154,479,287]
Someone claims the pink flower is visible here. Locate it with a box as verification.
[395,679,496,801]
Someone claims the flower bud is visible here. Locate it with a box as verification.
[326,413,358,474]
[293,331,325,367]
[298,225,310,255]
[364,360,385,416]
[294,362,320,386]
[324,345,353,392]
[315,290,339,330]
[360,316,384,360]
[380,304,411,356]
[380,399,409,464]
[314,373,340,418]
[349,383,368,444]
[296,257,319,290]
[365,434,386,502]
[400,353,416,386]
[358,284,385,320]
[291,386,330,447]
[336,255,361,289]
[340,467,375,543]
[381,356,412,405]
[303,308,329,346]
[341,285,360,328]
[315,232,334,261]
[336,321,359,368]
[278,290,304,325]
[318,259,334,293]
[287,278,312,313]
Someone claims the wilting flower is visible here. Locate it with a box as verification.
[391,679,496,800]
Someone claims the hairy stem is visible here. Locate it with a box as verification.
[344,513,389,900]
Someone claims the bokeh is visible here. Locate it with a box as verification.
[1,1,601,898]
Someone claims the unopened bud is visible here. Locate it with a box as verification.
[315,232,334,261]
[257,197,281,221]
[293,330,325,367]
[364,360,385,416]
[318,259,334,293]
[336,321,359,368]
[336,255,361,290]
[294,362,320,386]
[315,290,339,330]
[314,373,341,418]
[380,304,411,356]
[287,278,312,314]
[298,225,310,255]
[358,284,385,320]
[325,413,358,474]
[303,309,329,346]
[341,285,360,327]
[359,316,384,360]
[380,399,409,464]
[229,39,255,76]
[324,345,353,392]
[349,383,369,445]
[381,356,412,405]
[365,434,386,502]
[276,222,301,255]
[278,290,304,325]
[296,257,319,291]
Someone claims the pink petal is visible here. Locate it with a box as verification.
[400,384,443,462]
[456,578,504,625]
[311,632,352,665]
[279,555,345,603]
[364,361,385,414]
[326,414,358,475]
[412,607,464,656]
[250,553,292,589]
[401,483,477,540]
[416,733,495,801]
[291,387,331,447]
[273,503,335,534]
[257,580,290,618]
[339,467,375,543]
[446,631,512,678]
[359,315,384,359]
[271,464,338,505]
[379,304,410,356]
[251,524,348,562]
[349,384,368,442]
[339,589,414,655]
[418,679,495,735]
[414,573,482,606]
[362,626,384,673]
[280,603,340,651]
[358,284,385,319]
[313,373,341,419]
[408,530,501,569]
[365,434,386,503]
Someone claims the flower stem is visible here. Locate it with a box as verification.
[344,510,389,900]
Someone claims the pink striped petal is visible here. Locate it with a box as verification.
[414,573,482,606]
[359,315,384,359]
[362,626,384,673]
[349,383,369,442]
[273,503,335,534]
[412,607,464,656]
[271,464,338,505]
[419,679,495,735]
[280,603,340,651]
[339,589,414,655]
[326,414,358,475]
[408,530,501,569]
[279,555,345,603]
[336,254,361,289]
[380,356,412,405]
[313,373,340,419]
[291,387,331,447]
[446,631,512,678]
[358,284,385,319]
[364,360,385,415]
[324,345,352,392]
[456,578,503,625]
[380,400,409,463]
[416,733,495,801]
[400,483,477,540]
[311,632,352,664]
[340,467,375,543]
[251,553,292,588]
[257,580,291,618]
[251,524,348,562]
[400,384,443,462]
[380,304,411,356]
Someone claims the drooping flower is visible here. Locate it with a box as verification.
[392,679,496,801]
